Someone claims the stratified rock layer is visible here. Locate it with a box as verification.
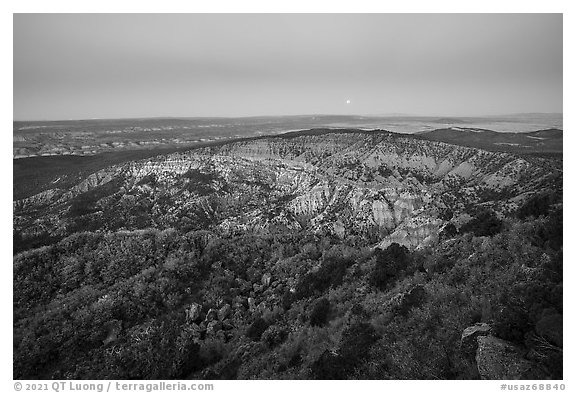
[14,130,562,250]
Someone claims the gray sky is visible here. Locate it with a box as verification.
[13,13,562,120]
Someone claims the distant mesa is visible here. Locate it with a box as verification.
[434,117,468,124]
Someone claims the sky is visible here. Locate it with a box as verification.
[13,13,562,120]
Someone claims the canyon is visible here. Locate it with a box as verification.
[13,129,562,252]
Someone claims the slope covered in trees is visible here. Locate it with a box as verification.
[14,204,562,379]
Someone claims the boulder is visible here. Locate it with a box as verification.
[233,295,247,308]
[222,320,235,331]
[461,323,492,356]
[205,308,218,322]
[476,336,548,379]
[218,304,232,321]
[206,320,223,336]
[240,281,252,294]
[256,301,268,313]
[248,297,256,311]
[188,323,203,339]
[261,273,272,287]
[185,303,202,323]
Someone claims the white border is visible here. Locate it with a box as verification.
[3,2,571,391]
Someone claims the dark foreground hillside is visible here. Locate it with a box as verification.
[14,202,562,379]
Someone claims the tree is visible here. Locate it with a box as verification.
[369,243,410,290]
[310,298,330,327]
[460,211,502,237]
[246,318,269,341]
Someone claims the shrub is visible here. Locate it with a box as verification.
[517,193,554,219]
[310,322,380,379]
[293,256,352,300]
[350,303,369,318]
[492,304,531,344]
[439,223,458,239]
[369,243,410,290]
[246,318,269,341]
[534,209,562,251]
[310,350,344,379]
[395,285,427,316]
[310,298,330,327]
[460,211,502,237]
[261,325,288,348]
[339,322,380,360]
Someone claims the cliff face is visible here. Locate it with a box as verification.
[13,130,562,250]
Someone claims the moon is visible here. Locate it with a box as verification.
[346,99,351,104]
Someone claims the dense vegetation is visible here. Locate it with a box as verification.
[13,199,562,379]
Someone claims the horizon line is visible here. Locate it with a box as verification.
[13,112,564,123]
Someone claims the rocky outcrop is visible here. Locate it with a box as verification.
[185,303,202,323]
[377,215,444,250]
[460,323,492,356]
[13,188,62,212]
[261,273,272,288]
[73,168,122,194]
[218,304,232,321]
[247,297,256,312]
[476,336,548,379]
[206,320,223,336]
[205,308,218,322]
